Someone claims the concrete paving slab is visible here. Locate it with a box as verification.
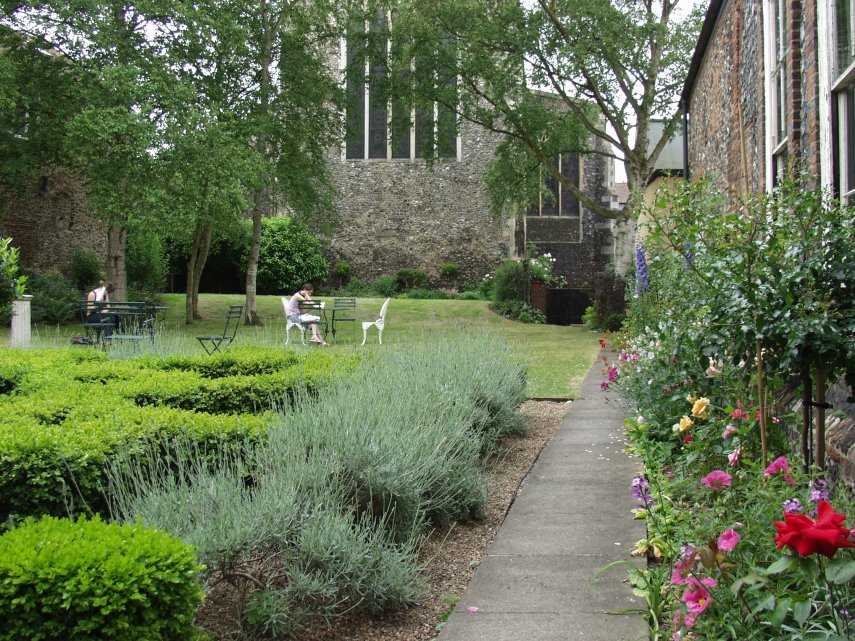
[454,555,642,613]
[510,479,639,514]
[490,512,645,555]
[438,612,647,641]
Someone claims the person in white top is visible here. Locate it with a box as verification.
[85,280,120,338]
[285,283,327,345]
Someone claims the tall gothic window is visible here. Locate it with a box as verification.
[344,9,458,161]
[527,154,581,217]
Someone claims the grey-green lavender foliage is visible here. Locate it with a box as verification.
[107,329,527,636]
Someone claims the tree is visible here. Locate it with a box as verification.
[1,0,186,300]
[157,118,262,323]
[390,0,702,217]
[224,0,345,324]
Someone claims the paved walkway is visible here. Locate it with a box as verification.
[438,359,648,641]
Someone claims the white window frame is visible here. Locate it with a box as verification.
[827,0,855,203]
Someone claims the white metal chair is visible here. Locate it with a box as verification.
[361,298,391,345]
[282,296,306,345]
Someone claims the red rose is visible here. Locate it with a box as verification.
[773,501,855,558]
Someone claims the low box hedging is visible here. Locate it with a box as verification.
[0,347,362,519]
[0,515,204,641]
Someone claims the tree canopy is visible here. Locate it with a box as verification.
[390,0,702,216]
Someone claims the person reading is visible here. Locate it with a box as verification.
[285,284,327,346]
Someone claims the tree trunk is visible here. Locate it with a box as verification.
[801,361,812,471]
[244,0,272,327]
[815,369,827,470]
[106,225,128,301]
[756,340,768,469]
[244,194,264,325]
[185,221,213,324]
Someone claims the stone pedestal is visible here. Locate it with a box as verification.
[10,295,32,349]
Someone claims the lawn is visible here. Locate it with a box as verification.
[4,294,600,398]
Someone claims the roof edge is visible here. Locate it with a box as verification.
[681,0,726,108]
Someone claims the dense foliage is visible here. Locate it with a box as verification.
[0,237,26,323]
[0,515,204,641]
[0,346,358,519]
[253,217,329,295]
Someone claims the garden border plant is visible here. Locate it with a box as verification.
[601,179,855,640]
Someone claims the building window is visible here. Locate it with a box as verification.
[764,0,790,188]
[527,154,581,217]
[833,0,855,203]
[344,11,458,161]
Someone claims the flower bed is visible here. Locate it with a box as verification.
[604,181,855,640]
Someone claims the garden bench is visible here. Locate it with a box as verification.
[196,305,243,354]
[80,301,157,347]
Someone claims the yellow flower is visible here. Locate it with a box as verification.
[691,397,711,420]
[686,393,698,403]
[679,415,694,432]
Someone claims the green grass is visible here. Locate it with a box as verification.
[3,294,600,398]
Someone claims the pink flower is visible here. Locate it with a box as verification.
[701,470,732,491]
[600,381,609,390]
[728,447,743,467]
[717,528,740,552]
[683,434,694,444]
[764,456,790,477]
[608,366,619,381]
[682,578,715,615]
[671,558,694,585]
[722,424,739,439]
[683,613,696,628]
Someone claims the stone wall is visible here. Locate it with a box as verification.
[327,119,512,285]
[0,167,106,275]
[687,0,766,193]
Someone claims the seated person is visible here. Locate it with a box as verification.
[85,281,123,337]
[285,283,327,346]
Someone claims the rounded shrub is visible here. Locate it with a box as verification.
[26,269,79,324]
[394,268,427,292]
[491,259,524,304]
[0,515,204,641]
[372,275,397,298]
[253,217,328,294]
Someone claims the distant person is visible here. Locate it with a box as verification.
[285,284,327,345]
[86,281,121,337]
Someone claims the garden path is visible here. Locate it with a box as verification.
[437,357,648,641]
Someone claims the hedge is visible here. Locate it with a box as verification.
[0,515,204,641]
[0,347,362,519]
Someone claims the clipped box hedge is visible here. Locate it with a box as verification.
[0,515,204,641]
[0,347,361,519]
